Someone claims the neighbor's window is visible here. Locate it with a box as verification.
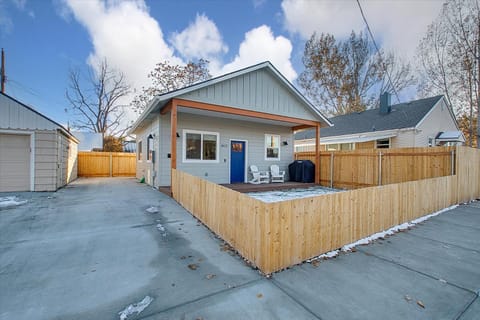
[326,143,354,151]
[265,134,280,160]
[183,130,219,162]
[137,141,143,161]
[376,138,390,149]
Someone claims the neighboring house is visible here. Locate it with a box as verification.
[72,132,103,151]
[0,92,79,192]
[129,61,331,187]
[295,94,465,152]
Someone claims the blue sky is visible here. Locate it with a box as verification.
[1,0,443,127]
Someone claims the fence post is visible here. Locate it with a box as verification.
[109,152,113,177]
[330,153,334,188]
[450,149,455,175]
[378,152,382,186]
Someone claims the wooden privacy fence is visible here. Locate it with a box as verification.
[295,146,455,189]
[172,146,480,274]
[78,152,136,177]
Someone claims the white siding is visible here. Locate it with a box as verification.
[173,113,293,185]
[392,130,416,148]
[34,131,57,191]
[135,116,160,187]
[178,69,320,122]
[416,99,459,146]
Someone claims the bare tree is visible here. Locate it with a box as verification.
[66,59,131,148]
[299,31,415,116]
[131,59,211,115]
[417,0,479,147]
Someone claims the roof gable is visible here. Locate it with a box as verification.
[296,95,445,140]
[131,62,331,133]
[0,92,77,141]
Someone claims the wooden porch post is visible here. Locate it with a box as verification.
[315,124,320,184]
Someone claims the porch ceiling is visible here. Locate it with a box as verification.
[177,106,302,127]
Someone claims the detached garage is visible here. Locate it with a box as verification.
[0,92,79,192]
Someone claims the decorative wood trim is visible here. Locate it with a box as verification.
[172,98,321,127]
[292,124,316,131]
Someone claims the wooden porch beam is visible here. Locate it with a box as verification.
[172,98,321,127]
[161,100,173,115]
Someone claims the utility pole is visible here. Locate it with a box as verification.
[1,48,5,93]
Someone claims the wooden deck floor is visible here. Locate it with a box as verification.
[158,181,318,196]
[221,182,317,193]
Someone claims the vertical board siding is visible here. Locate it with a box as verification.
[172,147,479,274]
[295,147,455,189]
[177,69,319,121]
[78,152,136,177]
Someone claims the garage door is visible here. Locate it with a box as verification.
[0,134,31,192]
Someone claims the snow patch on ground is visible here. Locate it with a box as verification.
[145,206,159,214]
[0,196,27,209]
[247,186,340,203]
[118,295,153,320]
[156,224,167,237]
[309,205,458,262]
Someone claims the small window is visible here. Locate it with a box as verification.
[137,141,143,161]
[147,135,154,161]
[265,134,280,160]
[183,130,219,162]
[376,138,390,149]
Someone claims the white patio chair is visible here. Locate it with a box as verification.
[249,165,270,184]
[270,164,285,183]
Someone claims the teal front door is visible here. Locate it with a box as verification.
[230,140,246,183]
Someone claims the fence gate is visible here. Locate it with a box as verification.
[77,152,136,177]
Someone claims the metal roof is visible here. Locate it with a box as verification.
[130,61,332,134]
[295,95,445,140]
[0,92,79,142]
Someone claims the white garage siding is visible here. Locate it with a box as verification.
[1,93,79,192]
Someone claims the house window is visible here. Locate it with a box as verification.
[183,130,219,162]
[137,141,143,161]
[326,143,354,151]
[265,134,280,160]
[376,138,390,149]
[147,135,154,161]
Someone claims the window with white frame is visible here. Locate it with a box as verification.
[147,135,154,161]
[137,141,143,161]
[183,130,219,162]
[265,134,280,160]
[376,138,390,149]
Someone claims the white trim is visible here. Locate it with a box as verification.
[0,129,35,191]
[264,133,281,161]
[182,129,220,163]
[229,139,248,183]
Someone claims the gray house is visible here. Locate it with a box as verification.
[0,92,78,192]
[130,61,331,187]
[295,94,464,151]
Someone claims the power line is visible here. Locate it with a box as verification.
[356,0,401,103]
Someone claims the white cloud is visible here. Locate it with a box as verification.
[281,0,443,58]
[64,0,181,91]
[221,25,297,82]
[170,13,228,60]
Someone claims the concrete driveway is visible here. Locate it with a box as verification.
[0,178,479,320]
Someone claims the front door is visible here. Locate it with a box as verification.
[230,140,246,183]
